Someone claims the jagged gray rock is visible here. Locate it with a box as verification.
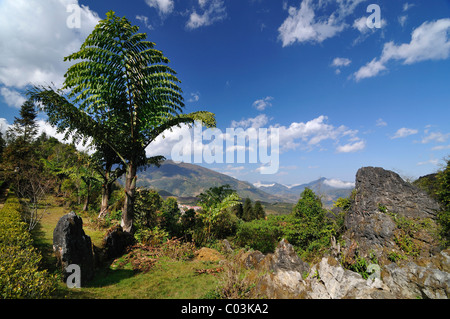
[344,166,441,254]
[53,211,94,286]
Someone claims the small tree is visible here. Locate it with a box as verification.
[253,201,266,220]
[242,198,253,222]
[197,186,241,243]
[161,197,181,237]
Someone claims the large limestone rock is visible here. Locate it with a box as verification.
[53,211,94,286]
[344,166,441,254]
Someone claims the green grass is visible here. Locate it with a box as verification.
[67,258,220,299]
[31,197,220,299]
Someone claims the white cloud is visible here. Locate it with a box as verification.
[324,179,355,188]
[252,96,274,111]
[354,58,387,81]
[278,0,346,46]
[231,114,269,129]
[145,0,174,15]
[186,0,226,30]
[188,92,200,103]
[253,182,276,188]
[336,140,366,153]
[391,127,418,139]
[398,15,408,27]
[354,18,450,80]
[278,0,367,47]
[376,118,388,127]
[403,3,415,12]
[0,87,26,108]
[331,57,351,67]
[136,15,153,29]
[0,118,10,135]
[420,132,450,144]
[0,0,99,89]
[431,144,450,151]
[275,115,363,153]
[417,159,439,166]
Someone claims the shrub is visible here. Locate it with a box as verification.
[0,194,58,298]
[235,216,284,253]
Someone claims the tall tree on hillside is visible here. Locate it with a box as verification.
[6,100,38,144]
[253,201,266,220]
[242,197,253,222]
[30,11,215,233]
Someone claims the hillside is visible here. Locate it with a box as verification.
[135,160,283,203]
[254,178,354,206]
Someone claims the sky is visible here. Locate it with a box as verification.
[0,0,449,187]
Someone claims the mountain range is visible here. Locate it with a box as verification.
[134,160,354,206]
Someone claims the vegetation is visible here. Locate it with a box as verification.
[0,194,58,298]
[0,9,448,300]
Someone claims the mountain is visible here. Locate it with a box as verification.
[134,160,283,203]
[254,178,354,206]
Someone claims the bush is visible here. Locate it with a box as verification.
[0,194,58,298]
[236,216,284,253]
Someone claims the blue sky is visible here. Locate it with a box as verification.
[1,0,449,186]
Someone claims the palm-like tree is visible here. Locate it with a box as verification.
[30,11,215,232]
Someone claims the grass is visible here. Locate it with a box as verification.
[31,197,220,299]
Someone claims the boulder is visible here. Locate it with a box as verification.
[382,250,450,299]
[103,225,135,260]
[350,166,440,219]
[53,211,94,286]
[344,166,441,254]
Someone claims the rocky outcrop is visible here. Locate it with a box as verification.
[241,166,448,299]
[244,240,449,299]
[103,225,135,260]
[53,211,94,286]
[344,166,441,255]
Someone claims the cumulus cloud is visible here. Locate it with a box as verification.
[231,114,269,129]
[331,57,352,67]
[324,179,355,188]
[186,0,227,30]
[274,115,364,153]
[391,127,418,139]
[252,96,274,111]
[376,118,388,127]
[420,132,450,144]
[0,87,26,108]
[0,0,99,89]
[336,140,366,153]
[354,18,450,80]
[278,0,366,46]
[145,0,174,15]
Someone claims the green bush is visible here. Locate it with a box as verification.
[236,216,284,253]
[0,194,58,298]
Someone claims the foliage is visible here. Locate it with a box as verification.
[30,11,216,233]
[436,159,450,246]
[0,194,58,298]
[197,186,241,245]
[133,188,163,229]
[333,196,351,211]
[235,216,284,253]
[160,197,181,237]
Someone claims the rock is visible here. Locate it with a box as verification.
[53,211,94,286]
[253,239,310,298]
[382,254,450,299]
[103,225,135,259]
[307,256,394,299]
[351,166,440,219]
[344,166,441,255]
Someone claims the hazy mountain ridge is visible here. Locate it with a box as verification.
[134,160,353,206]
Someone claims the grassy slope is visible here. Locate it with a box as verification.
[32,199,219,299]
